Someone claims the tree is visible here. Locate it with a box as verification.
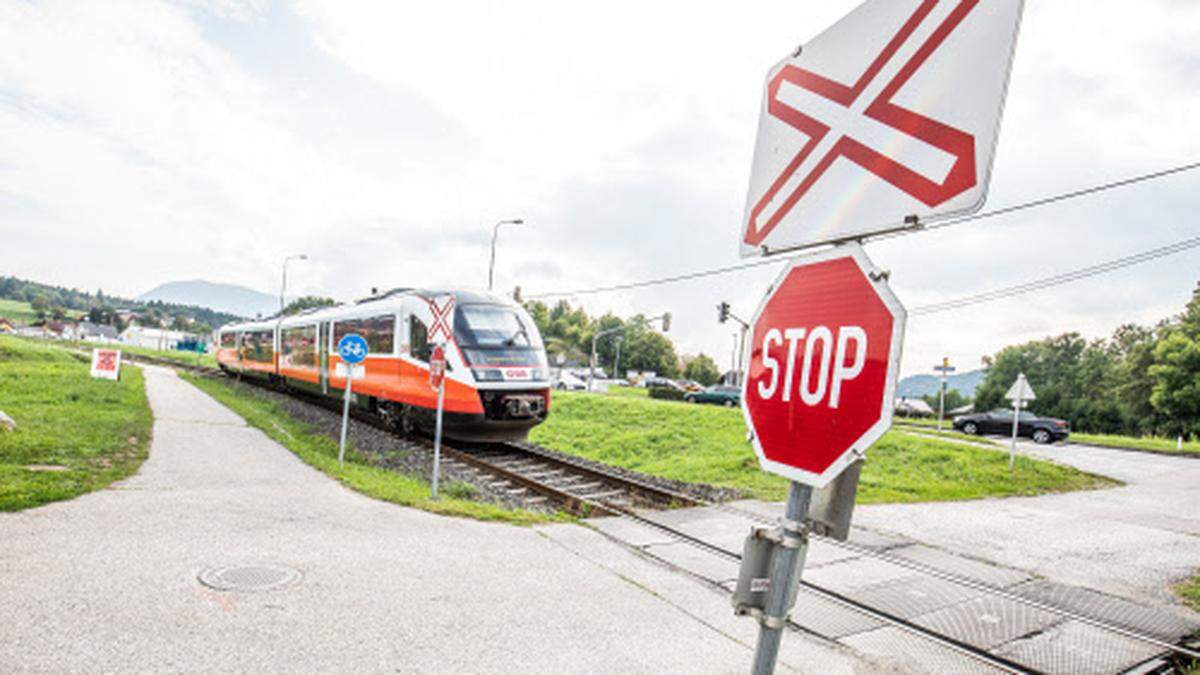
[683,354,721,386]
[1148,331,1200,437]
[922,388,970,414]
[283,296,336,316]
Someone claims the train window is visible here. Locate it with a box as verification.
[240,330,274,363]
[220,332,236,348]
[281,325,317,367]
[333,315,395,356]
[410,317,430,362]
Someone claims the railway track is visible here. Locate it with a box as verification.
[125,352,1200,674]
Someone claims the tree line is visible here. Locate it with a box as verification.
[973,282,1200,438]
[522,300,723,385]
[0,276,241,334]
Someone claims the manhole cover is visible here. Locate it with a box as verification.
[198,564,302,592]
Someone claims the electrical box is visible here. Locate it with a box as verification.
[807,459,863,541]
[732,527,776,615]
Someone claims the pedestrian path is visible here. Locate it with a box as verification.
[0,366,864,673]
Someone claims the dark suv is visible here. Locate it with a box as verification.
[952,409,1070,444]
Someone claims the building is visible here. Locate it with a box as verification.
[895,397,935,417]
[119,326,193,350]
[76,321,120,343]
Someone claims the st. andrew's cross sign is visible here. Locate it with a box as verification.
[741,0,1025,256]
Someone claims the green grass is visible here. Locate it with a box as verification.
[606,385,649,398]
[0,335,152,511]
[181,372,563,526]
[532,391,1116,503]
[0,298,39,325]
[114,343,217,369]
[1177,571,1200,613]
[1071,432,1200,457]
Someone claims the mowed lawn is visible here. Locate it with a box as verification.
[531,391,1115,503]
[0,336,152,510]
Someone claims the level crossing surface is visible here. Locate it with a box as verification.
[0,366,866,673]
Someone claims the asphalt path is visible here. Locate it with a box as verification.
[0,366,865,673]
[855,431,1200,613]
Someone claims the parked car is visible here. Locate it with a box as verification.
[552,370,587,391]
[676,379,705,393]
[952,409,1070,444]
[645,377,684,391]
[684,384,741,407]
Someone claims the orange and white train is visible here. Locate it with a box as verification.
[215,289,551,441]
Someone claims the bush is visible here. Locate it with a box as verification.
[648,386,685,401]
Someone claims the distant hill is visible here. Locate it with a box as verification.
[898,368,986,399]
[139,280,278,319]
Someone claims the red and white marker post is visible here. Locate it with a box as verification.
[429,344,447,499]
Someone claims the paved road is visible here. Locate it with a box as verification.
[0,367,864,673]
[855,432,1200,611]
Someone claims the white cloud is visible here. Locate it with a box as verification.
[1,0,1198,380]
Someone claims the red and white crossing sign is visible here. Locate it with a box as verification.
[741,244,905,486]
[427,294,456,344]
[429,345,447,389]
[90,348,122,381]
[741,0,1025,256]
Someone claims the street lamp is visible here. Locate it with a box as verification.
[613,336,624,383]
[280,254,308,315]
[718,301,750,386]
[488,219,524,291]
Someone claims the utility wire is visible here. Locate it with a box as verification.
[526,160,1200,300]
[910,234,1200,315]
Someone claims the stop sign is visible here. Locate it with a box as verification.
[741,244,906,487]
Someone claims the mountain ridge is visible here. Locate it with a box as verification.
[139,280,279,320]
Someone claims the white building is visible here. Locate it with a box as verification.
[119,326,192,350]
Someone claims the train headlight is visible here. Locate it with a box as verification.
[472,368,504,382]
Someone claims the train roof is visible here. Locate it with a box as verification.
[217,288,520,333]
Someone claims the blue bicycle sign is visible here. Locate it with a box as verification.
[337,333,369,364]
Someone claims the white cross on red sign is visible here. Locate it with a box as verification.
[741,0,1025,256]
[427,295,455,344]
[741,244,906,486]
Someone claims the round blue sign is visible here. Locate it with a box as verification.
[337,333,369,364]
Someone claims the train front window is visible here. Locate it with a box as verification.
[455,305,531,348]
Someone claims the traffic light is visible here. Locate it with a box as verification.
[718,301,730,323]
[662,312,672,332]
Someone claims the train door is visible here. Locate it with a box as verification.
[319,321,331,394]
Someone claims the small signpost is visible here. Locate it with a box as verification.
[429,343,447,499]
[336,333,369,467]
[1005,372,1036,476]
[90,348,122,381]
[426,294,455,499]
[934,357,956,432]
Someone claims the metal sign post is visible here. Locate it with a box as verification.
[934,357,956,432]
[1005,372,1036,477]
[750,482,812,675]
[336,333,369,468]
[429,344,447,499]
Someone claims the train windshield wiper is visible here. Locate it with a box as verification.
[503,325,529,346]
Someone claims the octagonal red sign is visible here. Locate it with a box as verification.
[741,243,906,486]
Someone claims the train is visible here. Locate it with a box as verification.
[215,288,551,442]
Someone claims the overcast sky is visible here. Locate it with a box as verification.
[2,0,1198,376]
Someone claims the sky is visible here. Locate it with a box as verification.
[2,0,1199,377]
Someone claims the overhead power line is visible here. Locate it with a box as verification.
[910,234,1200,315]
[526,160,1200,300]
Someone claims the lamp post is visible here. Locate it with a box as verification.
[718,302,750,386]
[613,336,624,383]
[488,219,524,291]
[280,254,308,315]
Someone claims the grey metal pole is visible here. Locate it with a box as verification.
[588,334,598,393]
[737,325,747,387]
[613,337,623,383]
[487,223,500,291]
[937,374,946,433]
[338,363,353,467]
[751,481,813,675]
[1009,397,1020,477]
[432,376,446,498]
[280,261,287,315]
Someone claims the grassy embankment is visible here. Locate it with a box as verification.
[111,342,218,369]
[0,336,152,511]
[532,391,1116,503]
[181,373,562,526]
[0,298,40,324]
[896,415,1200,457]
